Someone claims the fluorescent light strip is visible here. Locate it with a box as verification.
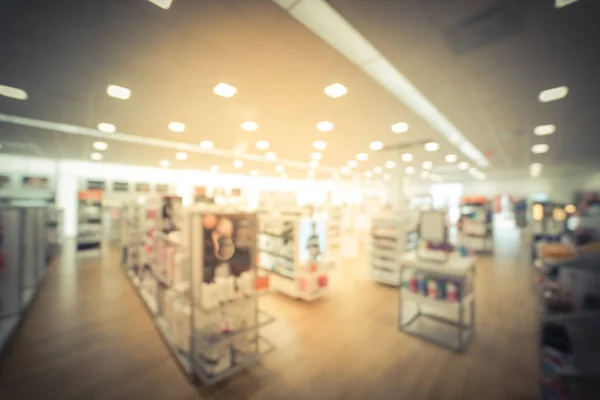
[0,85,28,100]
[147,0,173,9]
[274,0,489,167]
[0,113,348,174]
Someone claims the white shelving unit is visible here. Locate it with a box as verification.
[257,214,330,301]
[369,213,419,286]
[459,201,493,253]
[398,250,476,352]
[77,190,103,257]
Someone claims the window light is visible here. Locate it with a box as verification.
[106,85,131,100]
[424,142,439,152]
[256,140,269,150]
[356,153,368,161]
[401,153,413,162]
[250,170,259,177]
[383,174,391,182]
[534,124,556,136]
[421,171,430,178]
[445,154,457,163]
[341,166,351,174]
[531,144,549,154]
[307,170,315,178]
[385,161,396,169]
[458,162,470,170]
[176,152,188,160]
[405,166,415,174]
[317,121,334,132]
[313,140,327,150]
[93,141,108,151]
[347,160,358,168]
[241,121,259,132]
[233,160,243,168]
[210,166,219,173]
[97,123,116,133]
[391,122,408,133]
[90,152,103,161]
[311,152,322,160]
[539,86,568,103]
[309,160,319,168]
[0,85,28,100]
[324,83,348,98]
[422,161,432,169]
[369,141,384,151]
[275,165,284,173]
[265,152,277,161]
[168,121,185,133]
[200,140,214,149]
[213,83,237,98]
[159,160,170,168]
[147,0,173,9]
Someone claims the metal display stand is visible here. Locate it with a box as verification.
[398,251,476,352]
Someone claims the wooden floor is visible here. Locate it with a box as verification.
[0,229,539,400]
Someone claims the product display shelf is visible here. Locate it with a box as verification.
[536,252,600,399]
[77,191,103,256]
[257,214,330,301]
[458,200,493,253]
[398,250,476,352]
[530,202,568,262]
[45,207,62,264]
[369,215,417,286]
[190,209,275,384]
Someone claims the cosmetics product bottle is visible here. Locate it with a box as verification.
[436,279,447,300]
[418,274,428,296]
[447,282,457,302]
[427,280,437,298]
[409,273,418,293]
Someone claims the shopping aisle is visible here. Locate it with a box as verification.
[0,233,538,400]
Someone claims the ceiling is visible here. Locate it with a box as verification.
[1,0,599,183]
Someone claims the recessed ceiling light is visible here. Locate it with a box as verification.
[365,171,373,178]
[391,122,408,133]
[176,151,188,160]
[531,144,549,154]
[534,124,556,136]
[250,170,258,177]
[233,160,243,168]
[422,161,432,169]
[356,153,368,161]
[213,83,237,98]
[383,174,391,182]
[385,161,396,169]
[445,154,457,163]
[0,84,28,100]
[93,141,108,151]
[168,121,185,132]
[307,170,315,178]
[405,166,415,175]
[324,83,348,98]
[256,140,269,150]
[275,165,284,173]
[210,165,219,173]
[421,171,430,178]
[458,162,470,170]
[311,152,322,161]
[309,160,319,168]
[424,142,439,152]
[369,141,384,151]
[159,160,170,168]
[539,86,568,103]
[147,0,173,9]
[241,121,259,132]
[200,140,214,149]
[90,152,103,161]
[317,121,334,132]
[555,0,579,8]
[341,166,350,175]
[313,140,327,150]
[530,162,543,177]
[347,160,358,168]
[97,123,116,133]
[401,153,413,162]
[374,166,383,174]
[265,152,277,161]
[106,85,131,100]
